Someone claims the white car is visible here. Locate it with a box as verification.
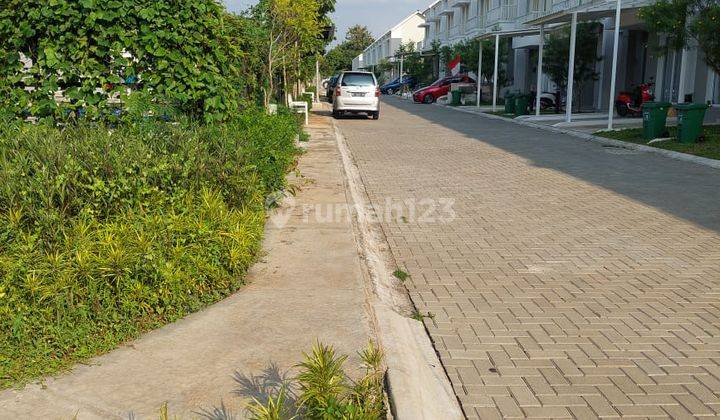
[332,71,380,120]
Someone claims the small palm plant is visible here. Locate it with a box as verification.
[245,341,386,420]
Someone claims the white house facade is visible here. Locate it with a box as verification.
[416,0,719,120]
[354,12,426,72]
[351,54,364,71]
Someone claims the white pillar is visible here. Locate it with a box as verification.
[668,51,677,101]
[492,33,500,112]
[566,12,578,123]
[607,0,622,130]
[477,38,484,107]
[677,45,694,103]
[706,70,717,104]
[535,24,545,116]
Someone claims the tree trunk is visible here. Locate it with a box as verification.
[283,57,287,103]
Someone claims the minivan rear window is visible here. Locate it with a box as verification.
[341,73,375,87]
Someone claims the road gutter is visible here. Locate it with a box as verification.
[332,120,465,420]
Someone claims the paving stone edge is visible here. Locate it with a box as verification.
[429,101,720,170]
[331,119,465,420]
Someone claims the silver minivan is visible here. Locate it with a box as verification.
[332,71,380,120]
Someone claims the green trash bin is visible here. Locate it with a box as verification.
[450,90,462,106]
[641,101,671,140]
[675,103,709,143]
[504,93,516,114]
[514,94,530,116]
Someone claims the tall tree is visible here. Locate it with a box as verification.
[640,0,720,80]
[250,0,326,107]
[344,25,375,52]
[321,25,374,75]
[543,22,602,111]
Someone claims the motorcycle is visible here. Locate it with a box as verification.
[529,91,565,113]
[615,82,654,117]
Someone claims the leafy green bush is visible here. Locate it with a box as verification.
[0,109,300,388]
[0,0,241,122]
[300,93,314,111]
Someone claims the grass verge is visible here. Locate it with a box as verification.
[0,109,301,388]
[594,125,720,160]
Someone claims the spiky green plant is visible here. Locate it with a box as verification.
[296,342,349,416]
[246,386,297,420]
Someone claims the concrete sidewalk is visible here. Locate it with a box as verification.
[0,106,372,419]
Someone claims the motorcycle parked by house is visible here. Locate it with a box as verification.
[529,91,562,112]
[615,82,654,117]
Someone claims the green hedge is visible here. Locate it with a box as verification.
[301,92,314,111]
[0,109,300,387]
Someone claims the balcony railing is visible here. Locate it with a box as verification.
[551,0,604,13]
[485,3,518,26]
[519,0,608,22]
[449,25,461,38]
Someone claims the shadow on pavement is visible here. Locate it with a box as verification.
[381,96,720,233]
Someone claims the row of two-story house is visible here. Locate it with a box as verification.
[354,0,719,115]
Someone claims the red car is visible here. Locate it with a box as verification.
[413,74,476,104]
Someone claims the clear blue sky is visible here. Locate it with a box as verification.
[222,0,429,47]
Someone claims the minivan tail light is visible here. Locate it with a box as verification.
[335,87,341,97]
[375,87,380,97]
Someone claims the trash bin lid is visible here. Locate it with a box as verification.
[642,101,671,109]
[673,102,709,110]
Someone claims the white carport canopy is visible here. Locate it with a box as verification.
[475,28,545,111]
[525,1,648,127]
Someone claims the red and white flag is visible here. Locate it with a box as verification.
[449,54,461,76]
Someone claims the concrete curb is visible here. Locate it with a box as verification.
[332,120,465,420]
[436,103,720,170]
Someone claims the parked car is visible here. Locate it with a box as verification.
[380,76,416,95]
[332,71,380,120]
[325,74,339,102]
[413,74,476,104]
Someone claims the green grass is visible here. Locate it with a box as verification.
[392,269,409,282]
[0,109,301,388]
[410,310,435,322]
[594,125,720,160]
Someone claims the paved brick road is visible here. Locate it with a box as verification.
[337,97,720,419]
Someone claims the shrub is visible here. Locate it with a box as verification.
[300,93,314,111]
[0,0,241,122]
[247,341,386,419]
[0,109,300,388]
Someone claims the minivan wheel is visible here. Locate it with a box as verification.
[372,111,379,120]
[423,95,434,104]
[332,110,341,119]
[386,89,394,96]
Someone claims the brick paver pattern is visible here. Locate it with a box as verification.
[337,98,720,419]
